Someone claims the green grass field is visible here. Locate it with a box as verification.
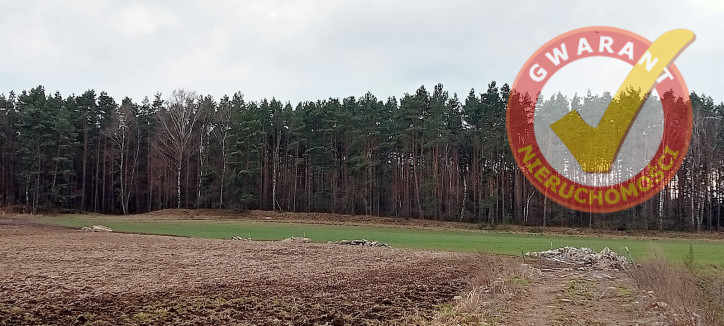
[36,215,724,266]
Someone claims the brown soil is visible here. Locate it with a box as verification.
[0,219,689,325]
[0,221,476,325]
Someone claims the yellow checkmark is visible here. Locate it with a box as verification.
[550,29,695,173]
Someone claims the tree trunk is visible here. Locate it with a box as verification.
[119,139,126,215]
[101,138,107,213]
[81,130,88,210]
[94,135,101,212]
[272,129,281,211]
[219,134,226,209]
[176,162,182,209]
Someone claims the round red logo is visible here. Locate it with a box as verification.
[507,26,694,213]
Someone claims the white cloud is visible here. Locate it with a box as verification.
[694,0,724,13]
[111,3,179,37]
[0,0,721,104]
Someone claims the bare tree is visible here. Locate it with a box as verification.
[156,90,203,208]
[107,102,139,215]
[196,95,214,208]
[212,96,234,209]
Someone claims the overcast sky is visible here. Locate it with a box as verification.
[1,0,722,104]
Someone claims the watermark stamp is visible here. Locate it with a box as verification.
[507,27,695,213]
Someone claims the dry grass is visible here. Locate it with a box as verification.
[630,248,709,325]
[423,254,536,325]
[631,249,699,311]
[696,268,724,325]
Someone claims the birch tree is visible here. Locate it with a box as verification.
[156,89,203,209]
[107,99,139,214]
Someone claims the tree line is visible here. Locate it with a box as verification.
[0,83,721,231]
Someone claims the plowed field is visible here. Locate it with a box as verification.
[0,220,478,325]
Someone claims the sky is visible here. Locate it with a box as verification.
[1,0,723,104]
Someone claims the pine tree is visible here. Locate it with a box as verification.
[14,87,77,212]
[227,95,263,210]
[0,92,17,207]
[73,90,98,211]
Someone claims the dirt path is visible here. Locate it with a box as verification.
[502,261,681,326]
